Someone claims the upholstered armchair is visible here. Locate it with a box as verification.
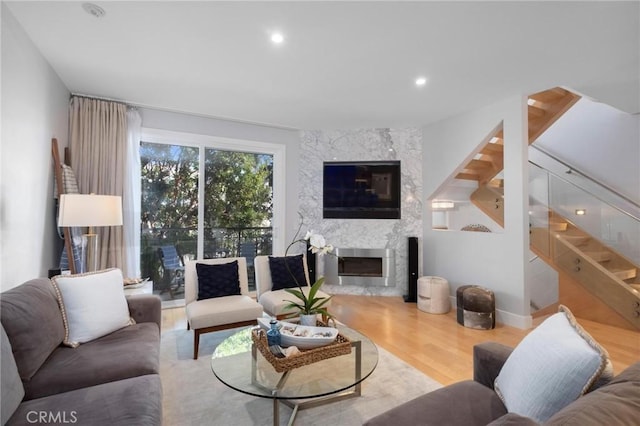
[184,257,263,359]
[254,254,332,320]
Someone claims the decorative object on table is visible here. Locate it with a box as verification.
[456,285,495,329]
[299,314,317,326]
[281,214,335,321]
[267,319,281,347]
[257,317,339,349]
[251,326,351,373]
[57,193,123,273]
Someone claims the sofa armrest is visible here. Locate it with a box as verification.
[126,295,161,329]
[473,342,513,389]
[486,413,540,425]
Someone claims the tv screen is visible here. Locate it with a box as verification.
[323,161,401,219]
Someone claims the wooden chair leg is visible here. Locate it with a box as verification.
[193,329,200,360]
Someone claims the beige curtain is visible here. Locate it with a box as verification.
[69,96,127,271]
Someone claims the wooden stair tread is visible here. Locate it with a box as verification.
[467,159,493,169]
[610,268,637,281]
[455,171,480,181]
[549,221,568,232]
[583,251,613,262]
[561,235,589,246]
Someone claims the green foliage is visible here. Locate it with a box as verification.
[140,143,199,232]
[284,277,333,317]
[203,149,272,228]
[139,143,273,279]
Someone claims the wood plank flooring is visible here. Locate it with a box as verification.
[162,294,639,386]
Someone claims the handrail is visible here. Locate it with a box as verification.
[529,160,640,223]
[530,144,640,211]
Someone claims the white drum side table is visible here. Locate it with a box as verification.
[417,276,451,314]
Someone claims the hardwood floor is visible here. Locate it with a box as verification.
[162,294,639,386]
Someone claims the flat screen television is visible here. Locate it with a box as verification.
[323,161,401,219]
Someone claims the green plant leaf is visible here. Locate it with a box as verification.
[307,277,325,301]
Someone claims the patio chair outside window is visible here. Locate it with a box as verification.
[157,245,185,298]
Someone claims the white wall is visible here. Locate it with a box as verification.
[138,108,302,248]
[1,4,70,290]
[423,96,532,328]
[535,98,640,204]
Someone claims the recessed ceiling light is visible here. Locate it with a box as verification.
[415,77,427,87]
[271,33,284,44]
[82,3,106,18]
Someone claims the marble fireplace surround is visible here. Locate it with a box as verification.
[299,128,423,297]
[324,247,396,287]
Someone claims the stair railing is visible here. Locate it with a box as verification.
[528,161,640,267]
[530,144,640,217]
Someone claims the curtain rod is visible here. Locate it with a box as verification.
[70,93,133,108]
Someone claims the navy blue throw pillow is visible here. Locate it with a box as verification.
[196,261,241,301]
[268,254,307,291]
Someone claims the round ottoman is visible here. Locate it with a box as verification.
[417,276,450,314]
[456,285,495,330]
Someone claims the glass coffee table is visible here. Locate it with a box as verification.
[211,323,378,426]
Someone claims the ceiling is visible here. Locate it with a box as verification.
[5,1,639,130]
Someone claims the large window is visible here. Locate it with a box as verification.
[140,130,283,304]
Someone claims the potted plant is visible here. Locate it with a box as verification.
[282,215,334,325]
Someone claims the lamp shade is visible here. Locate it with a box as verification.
[58,194,123,227]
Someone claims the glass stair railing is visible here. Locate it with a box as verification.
[528,161,640,329]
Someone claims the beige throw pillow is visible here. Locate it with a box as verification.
[51,268,134,347]
[494,305,612,422]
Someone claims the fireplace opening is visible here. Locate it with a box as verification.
[324,247,395,287]
[339,257,383,277]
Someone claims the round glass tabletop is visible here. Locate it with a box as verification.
[211,323,378,400]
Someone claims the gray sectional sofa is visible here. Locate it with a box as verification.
[365,342,640,425]
[1,278,162,425]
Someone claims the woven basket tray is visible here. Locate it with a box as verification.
[251,323,352,373]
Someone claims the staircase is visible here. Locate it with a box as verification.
[456,87,581,189]
[529,210,640,330]
[453,86,640,330]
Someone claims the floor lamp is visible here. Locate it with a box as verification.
[58,194,123,273]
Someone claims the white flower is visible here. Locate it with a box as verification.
[305,231,332,256]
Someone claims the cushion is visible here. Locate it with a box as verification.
[51,268,134,347]
[0,278,66,380]
[545,362,640,426]
[7,375,162,426]
[268,254,307,291]
[364,380,505,426]
[186,295,263,330]
[259,287,331,317]
[494,305,612,423]
[22,322,160,400]
[1,326,24,425]
[196,261,241,300]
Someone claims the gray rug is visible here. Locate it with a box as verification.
[160,328,442,425]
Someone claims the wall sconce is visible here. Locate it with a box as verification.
[431,200,455,210]
[58,194,123,273]
[575,209,586,216]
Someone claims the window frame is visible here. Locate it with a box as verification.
[140,127,286,261]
